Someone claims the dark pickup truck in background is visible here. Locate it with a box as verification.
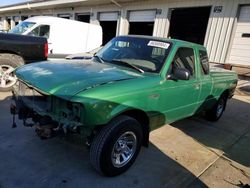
[0,33,48,92]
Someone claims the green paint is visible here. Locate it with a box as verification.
[15,36,238,136]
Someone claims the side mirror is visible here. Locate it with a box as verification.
[168,68,190,80]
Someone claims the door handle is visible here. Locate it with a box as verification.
[193,83,200,90]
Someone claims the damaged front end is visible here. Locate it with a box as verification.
[11,80,87,139]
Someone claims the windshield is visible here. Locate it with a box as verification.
[95,36,172,73]
[9,21,36,34]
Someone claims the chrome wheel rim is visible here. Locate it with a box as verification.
[216,99,224,118]
[111,131,137,168]
[0,65,17,88]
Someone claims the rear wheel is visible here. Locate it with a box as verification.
[0,54,24,92]
[90,115,143,176]
[205,94,227,121]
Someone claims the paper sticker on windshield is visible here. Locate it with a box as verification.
[147,41,170,49]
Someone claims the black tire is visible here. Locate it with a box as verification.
[205,94,227,121]
[90,115,143,177]
[0,53,24,92]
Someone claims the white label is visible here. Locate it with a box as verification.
[147,41,170,49]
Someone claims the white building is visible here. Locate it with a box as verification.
[0,0,250,67]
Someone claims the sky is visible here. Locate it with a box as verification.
[0,0,28,7]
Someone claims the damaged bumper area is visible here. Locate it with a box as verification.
[11,80,85,139]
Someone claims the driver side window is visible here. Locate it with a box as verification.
[28,25,50,38]
[168,47,195,78]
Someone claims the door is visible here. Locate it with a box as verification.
[169,7,211,44]
[99,12,118,45]
[27,25,52,53]
[75,13,90,23]
[128,10,156,35]
[159,47,200,123]
[58,14,71,19]
[196,49,213,112]
[228,5,250,66]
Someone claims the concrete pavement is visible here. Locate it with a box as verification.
[0,92,249,188]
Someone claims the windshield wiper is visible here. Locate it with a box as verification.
[93,55,105,64]
[111,59,144,73]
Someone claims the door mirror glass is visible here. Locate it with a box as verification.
[167,47,195,80]
[172,67,190,80]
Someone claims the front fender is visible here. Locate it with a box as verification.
[83,98,147,127]
[109,100,147,121]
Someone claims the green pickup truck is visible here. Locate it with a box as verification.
[12,35,237,176]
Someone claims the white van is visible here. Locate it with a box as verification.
[9,16,102,57]
[0,21,4,32]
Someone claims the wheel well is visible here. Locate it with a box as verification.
[219,89,230,111]
[221,89,229,99]
[0,50,19,56]
[0,52,25,66]
[121,109,150,147]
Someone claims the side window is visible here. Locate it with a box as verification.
[199,50,209,75]
[39,25,50,38]
[28,25,50,38]
[28,26,39,36]
[169,47,195,78]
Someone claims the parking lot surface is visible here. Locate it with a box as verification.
[0,91,249,188]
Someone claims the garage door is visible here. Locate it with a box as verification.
[58,14,71,19]
[99,12,119,45]
[129,10,156,22]
[228,6,250,66]
[99,12,118,21]
[128,10,156,35]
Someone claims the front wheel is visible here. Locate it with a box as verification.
[205,94,227,121]
[90,115,143,176]
[0,54,24,92]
